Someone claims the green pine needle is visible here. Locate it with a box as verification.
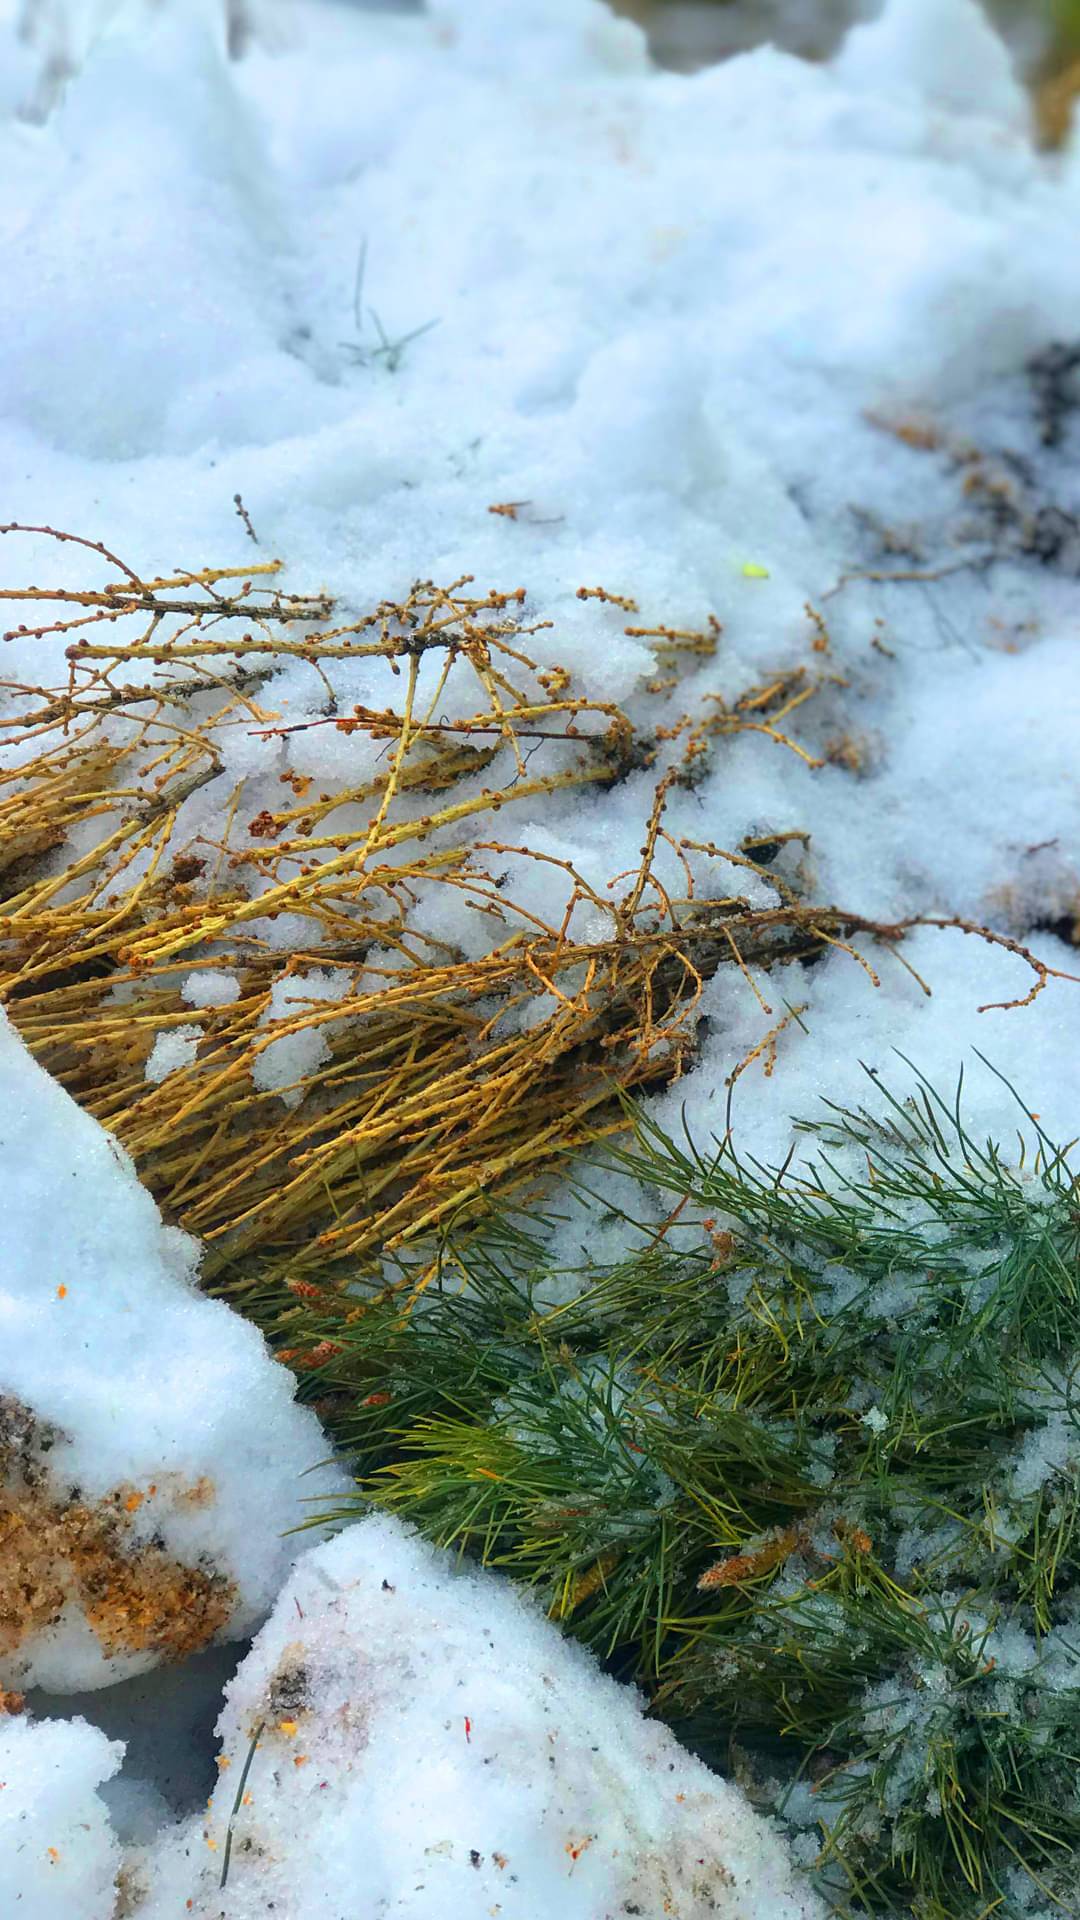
[309,1058,1080,1917]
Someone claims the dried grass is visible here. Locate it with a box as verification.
[0,527,1066,1348]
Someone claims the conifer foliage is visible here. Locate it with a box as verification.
[313,1062,1080,1918]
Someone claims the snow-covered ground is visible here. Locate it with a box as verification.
[131,1516,824,1920]
[2,0,1080,1911]
[0,1714,124,1919]
[0,1016,346,1699]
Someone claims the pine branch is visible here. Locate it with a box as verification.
[310,1062,1080,1917]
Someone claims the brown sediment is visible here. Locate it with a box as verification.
[0,1399,235,1667]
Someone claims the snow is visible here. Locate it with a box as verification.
[144,1025,201,1084]
[0,1713,122,1920]
[833,0,1030,126]
[0,1012,347,1693]
[658,921,1080,1180]
[180,970,241,1010]
[25,1639,246,1838]
[132,1515,825,1920]
[1010,1410,1079,1498]
[251,966,356,1104]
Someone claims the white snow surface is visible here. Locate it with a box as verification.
[0,1713,122,1920]
[143,1024,202,1083]
[0,1013,347,1693]
[251,966,357,1104]
[833,0,1029,124]
[179,969,241,1009]
[131,1515,825,1920]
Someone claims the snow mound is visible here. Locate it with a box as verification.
[133,1515,822,1920]
[0,1014,347,1694]
[834,0,1029,128]
[0,1711,122,1919]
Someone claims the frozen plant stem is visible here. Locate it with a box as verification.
[340,238,440,372]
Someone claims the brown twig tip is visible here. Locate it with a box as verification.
[233,494,259,544]
[0,520,143,586]
[576,584,640,612]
